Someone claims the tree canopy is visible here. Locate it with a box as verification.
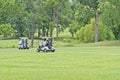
[0,0,119,44]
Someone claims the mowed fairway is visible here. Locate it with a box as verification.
[0,47,120,80]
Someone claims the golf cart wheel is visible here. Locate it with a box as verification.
[51,50,55,52]
[37,50,40,52]
[36,48,40,52]
[43,49,47,52]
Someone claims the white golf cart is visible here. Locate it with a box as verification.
[36,37,55,52]
[18,37,29,49]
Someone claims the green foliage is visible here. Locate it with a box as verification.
[0,0,120,43]
[76,18,95,43]
[99,1,120,40]
[69,21,80,37]
[10,13,30,37]
[98,19,115,41]
[0,23,13,39]
[63,38,74,43]
[76,18,115,43]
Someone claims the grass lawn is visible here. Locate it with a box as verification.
[0,47,120,80]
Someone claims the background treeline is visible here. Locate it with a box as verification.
[0,0,120,47]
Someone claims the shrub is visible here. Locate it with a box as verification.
[0,23,13,39]
[63,38,73,43]
[76,18,115,43]
[76,19,94,43]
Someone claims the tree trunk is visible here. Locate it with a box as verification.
[38,27,41,38]
[56,25,59,40]
[50,8,54,38]
[30,20,34,48]
[95,7,98,42]
[30,1,34,48]
[50,26,53,37]
[71,32,74,38]
[42,26,45,37]
[56,7,59,41]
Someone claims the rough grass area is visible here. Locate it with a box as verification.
[0,47,120,80]
[0,39,120,48]
[79,41,120,46]
[0,39,38,48]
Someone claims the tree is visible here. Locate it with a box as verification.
[2,0,29,38]
[99,1,120,40]
[41,0,71,39]
[69,1,94,38]
[76,0,99,42]
[0,23,13,39]
[0,0,17,24]
[24,0,37,48]
[10,13,30,37]
[76,18,115,43]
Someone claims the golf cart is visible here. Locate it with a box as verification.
[37,37,55,52]
[18,37,29,49]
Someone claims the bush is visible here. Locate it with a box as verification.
[0,23,13,39]
[76,19,94,43]
[63,38,73,43]
[106,30,115,40]
[76,18,115,43]
[62,38,79,44]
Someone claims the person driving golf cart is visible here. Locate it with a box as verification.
[46,39,52,49]
[42,38,47,47]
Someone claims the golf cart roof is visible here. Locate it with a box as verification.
[19,37,28,39]
[39,37,53,39]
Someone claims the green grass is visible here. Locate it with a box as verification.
[0,47,120,80]
[0,39,17,48]
[78,41,120,46]
[0,39,39,48]
[0,39,120,48]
